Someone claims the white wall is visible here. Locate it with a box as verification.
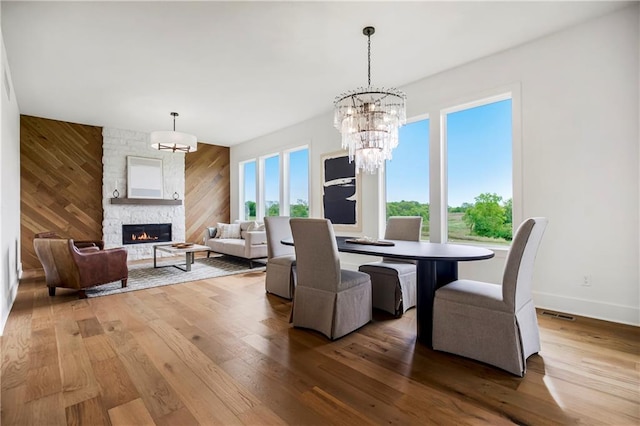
[232,6,639,325]
[0,9,21,334]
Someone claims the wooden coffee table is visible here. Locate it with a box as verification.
[153,243,211,272]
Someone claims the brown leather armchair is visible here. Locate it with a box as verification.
[34,231,105,251]
[33,237,128,298]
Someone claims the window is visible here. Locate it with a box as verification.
[385,118,430,240]
[263,155,280,217]
[239,146,309,221]
[288,148,309,217]
[241,160,256,220]
[445,97,512,245]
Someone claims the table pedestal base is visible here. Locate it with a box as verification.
[416,260,458,347]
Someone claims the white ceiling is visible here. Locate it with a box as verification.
[2,1,630,147]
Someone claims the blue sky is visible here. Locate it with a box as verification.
[387,99,512,207]
[288,148,309,203]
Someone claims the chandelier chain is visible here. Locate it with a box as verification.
[367,32,371,86]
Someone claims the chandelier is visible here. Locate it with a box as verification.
[150,112,198,153]
[333,26,406,174]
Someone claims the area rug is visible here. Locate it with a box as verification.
[85,255,265,298]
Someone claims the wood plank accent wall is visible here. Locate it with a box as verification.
[185,143,230,244]
[20,115,104,271]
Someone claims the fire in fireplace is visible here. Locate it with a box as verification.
[122,223,172,245]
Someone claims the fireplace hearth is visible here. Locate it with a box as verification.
[123,223,172,245]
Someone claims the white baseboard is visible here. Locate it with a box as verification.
[533,291,639,326]
[0,281,19,336]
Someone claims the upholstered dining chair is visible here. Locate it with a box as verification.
[432,217,548,376]
[264,216,296,299]
[34,236,128,299]
[358,216,422,316]
[289,218,372,340]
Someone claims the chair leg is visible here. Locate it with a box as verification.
[121,279,128,288]
[249,260,254,269]
[48,286,56,297]
[78,290,87,299]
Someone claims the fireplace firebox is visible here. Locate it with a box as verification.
[122,223,172,245]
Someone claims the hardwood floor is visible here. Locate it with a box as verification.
[2,267,639,425]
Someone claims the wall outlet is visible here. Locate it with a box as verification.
[581,275,592,287]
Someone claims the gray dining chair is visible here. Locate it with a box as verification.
[358,216,422,316]
[264,216,296,299]
[432,217,548,376]
[289,218,372,340]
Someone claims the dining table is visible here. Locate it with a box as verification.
[282,235,495,347]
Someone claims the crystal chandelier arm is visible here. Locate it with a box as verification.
[367,29,371,86]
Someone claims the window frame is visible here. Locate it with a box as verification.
[284,145,310,218]
[381,84,522,248]
[239,159,257,221]
[381,113,431,240]
[259,153,280,219]
[239,144,310,221]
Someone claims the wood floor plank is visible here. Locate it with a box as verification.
[299,385,376,426]
[1,297,33,391]
[2,267,639,425]
[54,316,101,408]
[146,318,263,416]
[242,332,421,424]
[236,403,288,426]
[83,334,118,363]
[65,395,110,426]
[314,341,513,425]
[23,391,67,426]
[0,385,28,425]
[77,317,104,338]
[220,354,334,425]
[25,362,62,402]
[154,406,199,426]
[108,398,156,426]
[101,320,187,421]
[90,355,140,410]
[517,370,640,424]
[134,322,245,425]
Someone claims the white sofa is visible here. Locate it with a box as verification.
[203,220,268,268]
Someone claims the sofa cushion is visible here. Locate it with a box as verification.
[207,227,217,239]
[217,223,241,239]
[240,221,265,239]
[209,239,246,258]
[247,221,265,232]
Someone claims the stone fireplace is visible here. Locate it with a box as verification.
[102,128,186,260]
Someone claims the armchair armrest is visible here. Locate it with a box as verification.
[71,244,128,287]
[74,240,105,250]
[244,231,267,246]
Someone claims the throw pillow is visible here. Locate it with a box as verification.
[207,227,217,239]
[247,221,265,232]
[217,223,241,239]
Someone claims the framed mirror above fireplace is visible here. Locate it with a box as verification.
[127,156,163,199]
